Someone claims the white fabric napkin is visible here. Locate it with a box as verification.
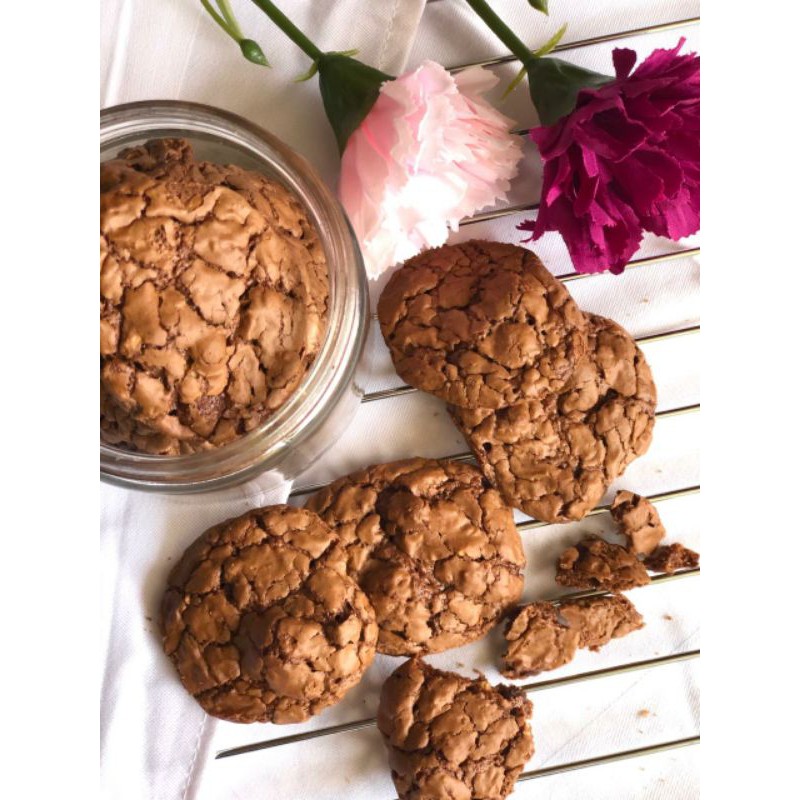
[101,2,700,798]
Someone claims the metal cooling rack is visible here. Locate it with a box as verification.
[216,12,701,794]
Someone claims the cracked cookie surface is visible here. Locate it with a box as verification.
[501,596,644,678]
[449,314,656,522]
[556,534,650,591]
[378,658,534,800]
[101,138,329,454]
[160,505,377,724]
[305,458,525,656]
[377,240,588,409]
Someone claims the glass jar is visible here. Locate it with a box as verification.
[100,101,369,493]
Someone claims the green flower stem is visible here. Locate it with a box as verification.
[200,0,237,39]
[249,0,322,61]
[463,0,532,65]
[217,0,243,37]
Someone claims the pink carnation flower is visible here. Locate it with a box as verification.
[339,60,523,279]
[519,39,700,274]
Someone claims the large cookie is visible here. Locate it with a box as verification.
[378,658,534,800]
[160,505,377,724]
[449,314,656,522]
[305,458,525,656]
[101,138,329,454]
[377,240,588,409]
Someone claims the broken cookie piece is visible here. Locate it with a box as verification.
[560,595,644,651]
[501,596,644,678]
[378,658,534,800]
[644,543,700,574]
[556,534,650,591]
[610,490,666,555]
[501,603,580,678]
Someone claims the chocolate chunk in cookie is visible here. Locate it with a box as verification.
[450,314,656,522]
[306,458,525,656]
[556,535,650,591]
[101,139,329,454]
[644,543,700,574]
[501,595,643,678]
[378,658,534,800]
[377,240,588,409]
[160,505,377,724]
[610,490,665,555]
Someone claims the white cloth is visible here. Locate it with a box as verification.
[101,2,700,798]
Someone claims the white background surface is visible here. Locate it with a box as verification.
[100,1,701,798]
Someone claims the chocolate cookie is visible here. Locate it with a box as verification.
[305,458,525,656]
[377,240,588,409]
[160,505,377,724]
[101,138,329,454]
[610,490,665,555]
[501,595,644,679]
[556,535,650,591]
[378,658,534,800]
[449,314,656,522]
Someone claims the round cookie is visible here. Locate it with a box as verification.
[101,138,329,454]
[160,505,377,724]
[305,458,525,656]
[449,314,656,523]
[378,658,534,800]
[377,240,588,409]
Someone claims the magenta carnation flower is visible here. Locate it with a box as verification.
[519,39,700,274]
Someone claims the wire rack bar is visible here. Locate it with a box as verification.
[216,648,699,760]
[517,735,700,784]
[449,16,700,72]
[361,324,700,405]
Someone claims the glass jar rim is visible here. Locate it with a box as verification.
[100,100,368,493]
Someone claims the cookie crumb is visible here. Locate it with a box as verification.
[637,709,651,718]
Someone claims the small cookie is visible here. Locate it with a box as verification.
[378,658,534,800]
[306,458,525,656]
[610,490,665,555]
[377,240,588,409]
[501,595,643,678]
[556,535,650,591]
[450,314,656,522]
[644,543,700,574]
[160,505,377,724]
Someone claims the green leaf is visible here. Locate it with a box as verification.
[317,53,392,153]
[240,38,269,67]
[532,22,567,57]
[501,64,528,100]
[527,0,549,14]
[294,60,319,82]
[526,56,612,125]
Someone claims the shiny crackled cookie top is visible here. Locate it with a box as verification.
[100,138,329,454]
